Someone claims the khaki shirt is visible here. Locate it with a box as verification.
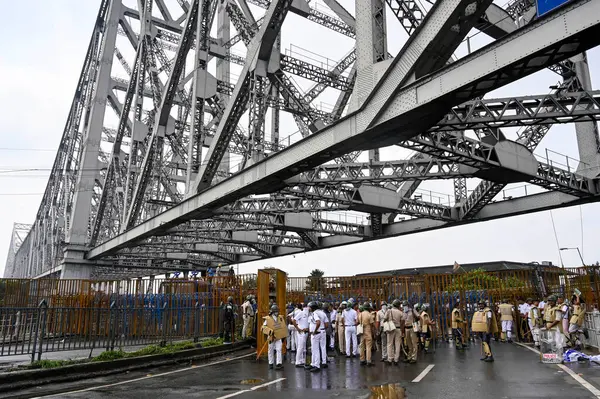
[385,308,404,328]
[359,311,375,333]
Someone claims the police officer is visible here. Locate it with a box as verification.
[542,295,564,351]
[384,299,404,365]
[223,296,236,343]
[402,300,419,363]
[471,300,497,362]
[262,304,287,369]
[291,303,309,367]
[451,302,466,349]
[308,301,324,372]
[241,295,255,340]
[498,299,515,343]
[342,300,359,358]
[529,299,543,348]
[569,294,587,350]
[358,302,375,366]
[420,304,435,354]
[337,301,347,354]
[315,302,329,368]
[375,301,388,361]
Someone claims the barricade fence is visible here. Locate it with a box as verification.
[0,266,599,360]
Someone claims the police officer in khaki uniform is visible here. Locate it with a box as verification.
[471,300,497,362]
[402,300,419,363]
[451,302,466,349]
[358,302,375,366]
[542,295,564,351]
[529,299,543,348]
[375,301,388,361]
[337,301,346,354]
[568,294,587,350]
[420,304,435,354]
[384,299,404,365]
[498,299,515,343]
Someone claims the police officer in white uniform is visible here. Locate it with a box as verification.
[342,301,359,357]
[291,303,309,368]
[308,301,324,372]
[315,302,329,368]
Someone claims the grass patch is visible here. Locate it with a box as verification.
[18,338,224,371]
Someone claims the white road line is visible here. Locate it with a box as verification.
[516,342,600,398]
[515,342,541,355]
[411,364,435,382]
[557,364,600,398]
[30,352,255,398]
[215,378,287,399]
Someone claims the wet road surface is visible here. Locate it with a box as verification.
[7,341,600,399]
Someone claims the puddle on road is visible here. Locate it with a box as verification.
[368,383,406,399]
[240,378,265,385]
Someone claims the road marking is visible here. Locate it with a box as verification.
[557,364,600,398]
[515,342,541,355]
[30,352,255,398]
[411,364,434,382]
[214,378,287,399]
[516,342,600,398]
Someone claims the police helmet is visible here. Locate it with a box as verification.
[341,301,347,307]
[308,301,319,310]
[270,304,279,313]
[547,295,557,302]
[363,301,371,310]
[402,300,409,307]
[478,300,486,305]
[227,296,233,303]
[392,299,401,308]
[381,301,387,306]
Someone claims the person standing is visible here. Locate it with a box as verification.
[451,302,466,349]
[337,302,346,354]
[342,301,359,358]
[261,304,287,370]
[376,301,388,362]
[223,296,236,344]
[328,303,337,352]
[529,299,543,348]
[291,303,309,368]
[287,305,297,352]
[384,299,404,365]
[471,300,497,362]
[358,302,375,366]
[498,299,515,343]
[568,294,587,350]
[241,295,255,340]
[308,301,324,372]
[543,295,564,352]
[420,304,435,354]
[315,302,330,369]
[402,300,419,363]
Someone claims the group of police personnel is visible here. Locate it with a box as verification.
[260,298,441,371]
[256,291,589,370]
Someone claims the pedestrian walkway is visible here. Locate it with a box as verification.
[10,342,600,398]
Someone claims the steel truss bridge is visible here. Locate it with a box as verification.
[5,0,600,279]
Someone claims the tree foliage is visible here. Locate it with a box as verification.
[305,269,325,292]
[446,268,527,292]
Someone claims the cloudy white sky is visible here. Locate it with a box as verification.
[1,0,599,278]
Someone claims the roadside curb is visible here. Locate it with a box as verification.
[0,340,252,393]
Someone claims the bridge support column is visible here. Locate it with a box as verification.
[572,53,600,177]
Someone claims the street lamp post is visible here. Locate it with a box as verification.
[559,247,585,266]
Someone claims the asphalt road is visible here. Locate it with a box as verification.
[6,341,600,399]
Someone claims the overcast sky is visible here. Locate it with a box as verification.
[1,0,599,278]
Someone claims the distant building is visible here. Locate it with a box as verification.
[356,260,557,277]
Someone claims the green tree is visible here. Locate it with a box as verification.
[306,269,325,293]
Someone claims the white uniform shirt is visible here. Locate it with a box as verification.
[315,309,328,330]
[342,308,358,326]
[330,310,337,324]
[309,310,322,333]
[293,307,309,330]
